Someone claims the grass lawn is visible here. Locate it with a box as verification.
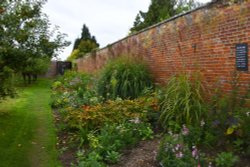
[0,79,60,167]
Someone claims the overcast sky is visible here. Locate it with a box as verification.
[42,0,211,60]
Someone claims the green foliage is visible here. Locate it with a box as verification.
[0,0,69,98]
[215,152,239,167]
[63,97,159,131]
[159,73,207,129]
[157,128,208,167]
[76,151,105,167]
[105,151,121,164]
[225,108,250,155]
[22,57,50,74]
[130,0,201,33]
[95,122,154,152]
[51,71,100,108]
[206,88,250,154]
[51,68,250,166]
[52,70,159,166]
[76,122,153,166]
[0,66,15,100]
[78,40,98,55]
[0,0,69,70]
[98,56,153,100]
[67,49,80,61]
[69,24,99,60]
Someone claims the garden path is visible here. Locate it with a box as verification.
[0,79,60,167]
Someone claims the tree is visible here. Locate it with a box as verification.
[130,0,201,33]
[69,24,99,60]
[0,67,15,100]
[0,0,69,98]
[67,49,80,61]
[81,24,92,41]
[72,38,81,51]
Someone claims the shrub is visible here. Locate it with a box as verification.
[51,71,100,108]
[97,56,153,100]
[0,66,15,100]
[207,89,250,153]
[63,97,159,131]
[159,73,207,129]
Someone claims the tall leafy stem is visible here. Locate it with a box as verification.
[159,73,207,129]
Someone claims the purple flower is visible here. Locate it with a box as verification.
[192,146,198,159]
[212,120,220,127]
[175,144,181,151]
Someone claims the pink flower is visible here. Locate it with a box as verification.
[176,152,184,158]
[192,146,199,159]
[192,146,198,159]
[182,125,189,135]
[175,144,181,151]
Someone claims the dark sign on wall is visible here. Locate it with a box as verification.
[236,43,248,71]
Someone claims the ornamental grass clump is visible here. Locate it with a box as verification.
[159,73,207,129]
[97,56,153,100]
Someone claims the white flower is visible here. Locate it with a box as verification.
[200,119,205,127]
[168,130,173,136]
[175,144,181,151]
[129,117,140,124]
[246,112,250,117]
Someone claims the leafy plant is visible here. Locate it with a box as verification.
[63,97,159,131]
[0,66,16,100]
[105,151,121,164]
[76,151,105,167]
[98,122,154,150]
[76,122,153,166]
[208,90,250,153]
[51,71,100,108]
[159,73,207,129]
[157,128,208,167]
[97,56,153,100]
[215,152,239,167]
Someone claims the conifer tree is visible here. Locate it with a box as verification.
[69,24,99,60]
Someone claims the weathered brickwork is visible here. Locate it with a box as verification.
[77,0,250,95]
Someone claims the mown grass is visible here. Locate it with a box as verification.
[0,79,60,167]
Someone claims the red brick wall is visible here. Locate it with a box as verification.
[76,0,250,95]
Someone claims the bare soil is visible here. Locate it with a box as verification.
[111,138,161,167]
